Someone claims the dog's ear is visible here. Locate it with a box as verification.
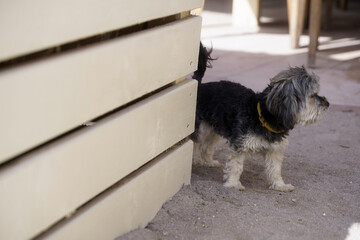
[265,80,298,130]
[265,66,317,130]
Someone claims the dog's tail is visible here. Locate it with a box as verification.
[192,42,215,83]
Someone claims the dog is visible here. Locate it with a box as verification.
[191,43,329,192]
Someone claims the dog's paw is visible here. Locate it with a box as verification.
[204,160,222,168]
[223,181,245,191]
[270,183,295,192]
[192,156,202,166]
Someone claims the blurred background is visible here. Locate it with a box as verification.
[199,0,360,107]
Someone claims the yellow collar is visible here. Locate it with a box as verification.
[257,102,285,134]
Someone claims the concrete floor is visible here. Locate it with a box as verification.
[201,0,360,107]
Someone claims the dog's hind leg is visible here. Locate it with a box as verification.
[193,122,221,167]
[223,151,246,191]
[264,149,294,192]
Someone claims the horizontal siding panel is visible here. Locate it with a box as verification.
[0,0,203,61]
[0,16,201,162]
[0,80,197,240]
[44,140,193,240]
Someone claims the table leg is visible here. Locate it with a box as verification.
[308,0,322,67]
[287,0,307,49]
[324,0,332,30]
[232,0,260,28]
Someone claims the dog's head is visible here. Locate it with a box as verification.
[264,66,329,130]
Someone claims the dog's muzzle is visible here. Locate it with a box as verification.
[318,96,330,108]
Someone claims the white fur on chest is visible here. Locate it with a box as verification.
[240,134,288,154]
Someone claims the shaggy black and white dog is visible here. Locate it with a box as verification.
[192,43,329,192]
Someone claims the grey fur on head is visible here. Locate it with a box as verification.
[265,66,321,130]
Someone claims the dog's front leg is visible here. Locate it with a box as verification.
[264,150,294,192]
[223,151,246,190]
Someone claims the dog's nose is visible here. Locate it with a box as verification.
[325,100,330,108]
[317,95,329,108]
[322,96,330,108]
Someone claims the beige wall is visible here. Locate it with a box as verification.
[0,1,203,239]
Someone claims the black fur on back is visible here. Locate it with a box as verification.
[195,81,288,150]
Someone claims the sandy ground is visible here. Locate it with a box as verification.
[118,107,360,240]
[118,1,360,239]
